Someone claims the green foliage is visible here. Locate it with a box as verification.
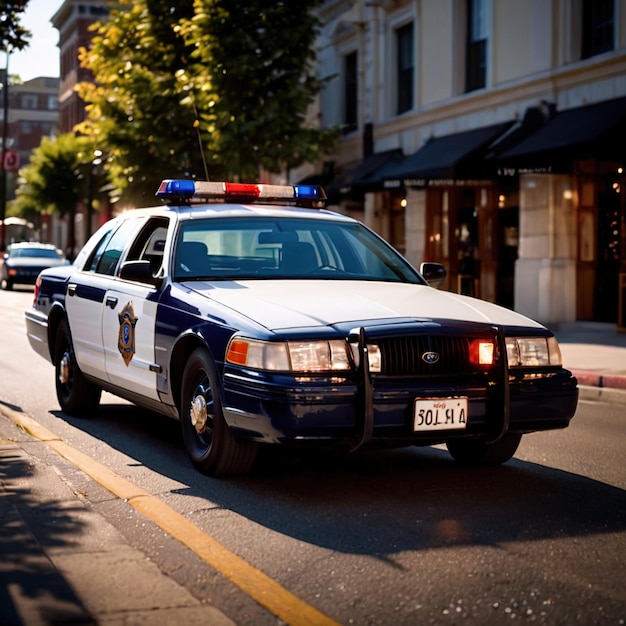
[180,0,337,182]
[77,0,337,203]
[16,134,93,215]
[77,0,205,205]
[0,1,31,53]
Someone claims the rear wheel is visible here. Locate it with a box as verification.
[446,433,522,466]
[54,319,101,415]
[181,348,257,476]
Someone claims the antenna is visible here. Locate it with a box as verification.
[193,103,210,181]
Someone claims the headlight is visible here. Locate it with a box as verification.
[226,337,355,372]
[505,336,562,367]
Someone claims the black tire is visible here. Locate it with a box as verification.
[181,348,258,476]
[446,433,522,466]
[54,318,102,415]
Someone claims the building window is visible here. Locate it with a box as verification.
[343,51,358,134]
[465,0,487,92]
[396,22,414,115]
[20,94,38,110]
[581,0,614,59]
[47,95,59,111]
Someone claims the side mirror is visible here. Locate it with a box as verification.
[119,260,162,287]
[419,262,447,288]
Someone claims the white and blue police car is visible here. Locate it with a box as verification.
[25,180,578,475]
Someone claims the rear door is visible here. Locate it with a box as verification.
[65,217,144,381]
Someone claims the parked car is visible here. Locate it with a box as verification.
[1,242,69,290]
[24,179,578,475]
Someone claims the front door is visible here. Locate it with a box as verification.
[101,282,160,401]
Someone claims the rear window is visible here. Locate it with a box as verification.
[10,247,62,259]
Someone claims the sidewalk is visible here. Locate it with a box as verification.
[0,407,236,626]
[1,320,624,625]
[554,320,626,403]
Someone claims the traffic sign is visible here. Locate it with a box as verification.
[3,149,19,172]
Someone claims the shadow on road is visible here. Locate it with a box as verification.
[51,401,626,560]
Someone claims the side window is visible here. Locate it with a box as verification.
[125,218,170,275]
[90,218,143,277]
[85,226,117,273]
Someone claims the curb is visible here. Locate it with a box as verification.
[577,384,626,405]
[570,368,626,390]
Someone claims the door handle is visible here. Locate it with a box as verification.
[105,296,118,309]
[68,283,77,296]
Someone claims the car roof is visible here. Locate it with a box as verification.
[119,202,357,224]
[8,242,58,249]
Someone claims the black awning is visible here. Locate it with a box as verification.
[326,149,404,200]
[377,122,513,186]
[497,97,626,167]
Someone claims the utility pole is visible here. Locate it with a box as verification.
[0,53,8,252]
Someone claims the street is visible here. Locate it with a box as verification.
[1,287,625,625]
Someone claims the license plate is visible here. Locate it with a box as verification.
[413,397,468,431]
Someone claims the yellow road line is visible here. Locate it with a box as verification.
[1,406,341,626]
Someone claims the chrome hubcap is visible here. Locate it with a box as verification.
[59,352,71,385]
[190,393,208,434]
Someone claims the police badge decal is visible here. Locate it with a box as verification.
[118,302,138,366]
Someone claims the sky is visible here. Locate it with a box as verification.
[7,0,65,81]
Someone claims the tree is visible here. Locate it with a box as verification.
[0,1,31,53]
[77,0,337,204]
[77,0,203,206]
[16,133,94,255]
[1,1,31,249]
[180,0,337,182]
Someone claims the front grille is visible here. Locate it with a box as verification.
[378,335,477,377]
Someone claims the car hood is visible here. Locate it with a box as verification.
[185,280,545,332]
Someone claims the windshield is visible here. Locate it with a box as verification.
[173,216,425,284]
[10,247,63,260]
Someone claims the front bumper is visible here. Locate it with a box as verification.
[222,366,578,447]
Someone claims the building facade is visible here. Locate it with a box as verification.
[52,0,109,135]
[5,76,60,178]
[310,0,626,327]
[50,0,111,254]
[0,75,60,247]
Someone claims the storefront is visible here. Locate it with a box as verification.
[497,96,626,325]
[322,96,626,326]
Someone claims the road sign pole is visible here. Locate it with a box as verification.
[0,54,9,252]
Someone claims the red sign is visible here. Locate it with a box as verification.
[3,149,19,172]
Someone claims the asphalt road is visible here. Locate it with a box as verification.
[2,287,625,625]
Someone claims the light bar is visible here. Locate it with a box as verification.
[156,179,327,207]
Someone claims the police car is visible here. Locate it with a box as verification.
[25,179,578,476]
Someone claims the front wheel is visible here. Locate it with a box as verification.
[181,348,258,476]
[446,433,522,466]
[54,318,101,415]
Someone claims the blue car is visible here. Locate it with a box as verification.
[25,180,578,475]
